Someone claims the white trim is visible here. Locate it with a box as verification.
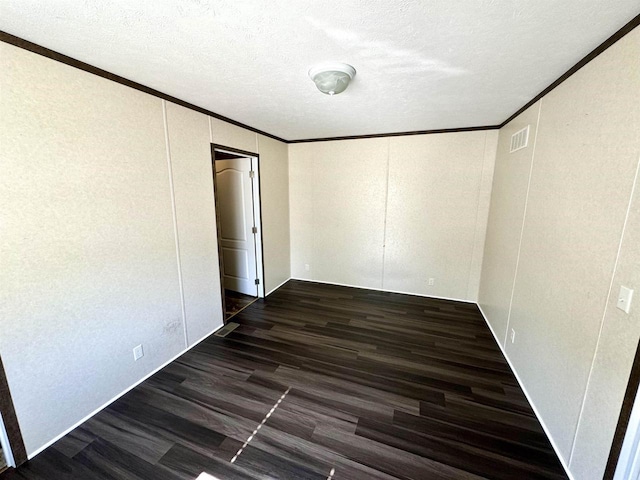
[0,412,16,468]
[466,132,487,301]
[250,156,265,299]
[477,303,575,480]
[162,100,189,348]
[289,277,572,479]
[380,138,391,290]
[24,274,573,480]
[290,277,476,304]
[213,148,265,299]
[27,327,219,460]
[466,131,496,301]
[570,153,640,466]
[266,277,291,297]
[504,101,543,346]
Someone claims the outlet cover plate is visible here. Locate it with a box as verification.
[617,286,634,314]
[133,344,144,361]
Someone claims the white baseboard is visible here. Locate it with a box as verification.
[27,327,220,460]
[476,303,575,480]
[27,277,295,458]
[290,277,476,304]
[268,278,573,477]
[266,277,292,297]
[26,281,573,480]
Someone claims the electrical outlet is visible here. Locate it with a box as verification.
[428,278,435,286]
[510,329,516,344]
[133,344,144,361]
[304,263,310,272]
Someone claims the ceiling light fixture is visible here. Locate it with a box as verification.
[308,63,356,96]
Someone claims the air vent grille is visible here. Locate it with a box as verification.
[510,126,530,153]
[214,322,240,337]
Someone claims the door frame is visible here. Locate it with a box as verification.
[612,385,640,480]
[606,338,640,479]
[211,144,265,319]
[0,356,27,468]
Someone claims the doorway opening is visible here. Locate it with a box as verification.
[212,145,265,321]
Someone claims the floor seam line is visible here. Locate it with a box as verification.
[230,386,291,464]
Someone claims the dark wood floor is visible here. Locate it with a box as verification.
[3,280,567,480]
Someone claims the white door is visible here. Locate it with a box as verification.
[215,157,258,296]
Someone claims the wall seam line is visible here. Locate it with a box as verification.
[287,145,294,277]
[285,143,292,281]
[162,100,189,348]
[503,101,543,347]
[256,134,265,292]
[381,138,391,290]
[568,151,640,467]
[467,132,490,300]
[311,147,317,282]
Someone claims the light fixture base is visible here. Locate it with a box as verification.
[308,63,356,96]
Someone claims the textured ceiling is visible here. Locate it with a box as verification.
[1,1,638,141]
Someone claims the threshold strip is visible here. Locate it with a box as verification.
[226,297,259,321]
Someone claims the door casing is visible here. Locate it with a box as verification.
[0,356,27,468]
[211,144,265,320]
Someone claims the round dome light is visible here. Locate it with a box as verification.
[308,63,356,96]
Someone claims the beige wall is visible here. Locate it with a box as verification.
[165,102,223,345]
[289,139,389,289]
[289,131,497,301]
[3,21,638,478]
[478,103,541,342]
[258,134,291,294]
[0,41,290,456]
[479,27,640,480]
[209,116,258,154]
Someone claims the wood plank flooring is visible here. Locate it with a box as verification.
[2,280,567,480]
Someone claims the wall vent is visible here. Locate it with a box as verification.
[510,125,530,153]
[214,322,239,337]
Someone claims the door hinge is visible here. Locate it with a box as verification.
[255,278,260,285]
[252,226,257,234]
[249,170,255,179]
